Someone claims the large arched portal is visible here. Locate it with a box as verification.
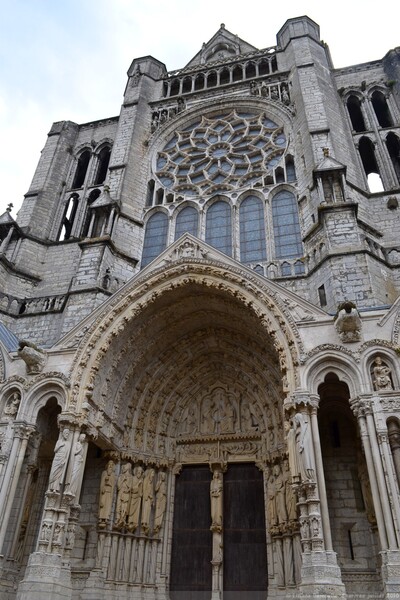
[69,263,299,598]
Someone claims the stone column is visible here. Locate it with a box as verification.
[0,423,35,554]
[284,391,345,598]
[388,419,400,486]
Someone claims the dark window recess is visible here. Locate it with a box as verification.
[386,133,400,184]
[94,146,111,185]
[347,95,366,132]
[58,194,79,240]
[72,150,90,189]
[318,284,327,307]
[330,420,341,447]
[371,91,393,128]
[358,137,384,192]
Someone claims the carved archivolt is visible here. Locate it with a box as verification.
[67,259,303,425]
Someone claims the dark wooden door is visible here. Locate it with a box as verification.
[223,463,267,600]
[170,465,212,600]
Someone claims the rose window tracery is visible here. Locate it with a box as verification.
[155,110,287,196]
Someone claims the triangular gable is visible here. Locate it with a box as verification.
[0,211,16,226]
[314,155,346,173]
[184,24,258,69]
[56,234,329,350]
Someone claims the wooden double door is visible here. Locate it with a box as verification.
[170,463,267,599]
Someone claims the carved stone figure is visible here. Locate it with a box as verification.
[274,464,287,525]
[115,463,133,529]
[3,392,20,418]
[357,453,376,524]
[202,396,216,433]
[210,470,223,533]
[284,459,297,521]
[372,356,393,391]
[267,471,277,527]
[153,472,167,534]
[67,433,86,497]
[141,468,155,535]
[18,340,47,374]
[183,404,198,435]
[128,465,144,532]
[220,398,235,433]
[288,414,314,482]
[334,301,362,343]
[48,428,71,492]
[241,399,259,431]
[98,460,116,525]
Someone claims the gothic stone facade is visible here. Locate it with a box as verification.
[1,16,400,600]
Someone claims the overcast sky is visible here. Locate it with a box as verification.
[0,0,398,217]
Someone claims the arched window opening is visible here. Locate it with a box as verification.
[285,156,296,182]
[272,190,302,259]
[258,59,270,76]
[182,77,192,94]
[359,137,384,192]
[93,146,111,185]
[271,56,278,72]
[239,196,267,263]
[207,72,217,88]
[156,189,164,205]
[371,91,393,128]
[166,193,174,203]
[163,81,168,97]
[141,212,169,267]
[281,262,291,276]
[294,260,305,275]
[175,206,199,240]
[386,132,400,183]
[58,194,79,241]
[220,68,230,86]
[147,180,155,207]
[195,74,205,91]
[170,79,180,96]
[275,167,285,183]
[232,65,243,82]
[72,150,91,189]
[245,62,256,79]
[205,200,232,256]
[346,95,366,132]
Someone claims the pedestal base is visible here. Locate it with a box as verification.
[381,550,400,599]
[16,552,72,600]
[299,551,346,599]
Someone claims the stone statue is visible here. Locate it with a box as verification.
[115,463,133,529]
[128,465,144,532]
[48,428,71,492]
[141,468,155,535]
[220,398,235,433]
[98,460,116,525]
[334,301,362,343]
[357,452,376,524]
[210,470,223,532]
[372,356,393,391]
[153,472,167,534]
[184,404,198,435]
[267,470,277,527]
[3,392,20,418]
[284,459,297,521]
[287,414,314,482]
[18,339,46,374]
[67,433,86,497]
[274,464,287,525]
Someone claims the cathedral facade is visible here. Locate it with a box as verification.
[1,15,400,600]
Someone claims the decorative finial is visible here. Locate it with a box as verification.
[220,23,225,29]
[323,147,330,157]
[6,203,13,213]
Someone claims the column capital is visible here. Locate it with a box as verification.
[284,390,320,415]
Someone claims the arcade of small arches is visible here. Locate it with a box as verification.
[163,53,278,98]
[344,87,400,191]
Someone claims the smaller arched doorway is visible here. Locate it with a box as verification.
[317,373,381,596]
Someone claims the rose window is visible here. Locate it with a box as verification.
[155,110,287,196]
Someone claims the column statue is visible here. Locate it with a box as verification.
[128,465,144,532]
[48,428,71,492]
[210,470,223,533]
[141,468,155,535]
[153,472,167,534]
[98,460,116,525]
[67,433,87,497]
[115,463,133,529]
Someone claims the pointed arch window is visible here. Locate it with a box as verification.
[205,200,232,256]
[94,146,111,185]
[141,212,168,267]
[386,132,400,184]
[175,206,199,240]
[371,91,393,128]
[72,150,91,189]
[272,190,302,259]
[239,196,267,263]
[58,193,79,240]
[359,136,384,192]
[346,95,366,132]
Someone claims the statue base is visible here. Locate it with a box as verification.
[16,551,72,600]
[299,550,346,599]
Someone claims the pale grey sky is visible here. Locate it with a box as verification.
[0,0,398,217]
